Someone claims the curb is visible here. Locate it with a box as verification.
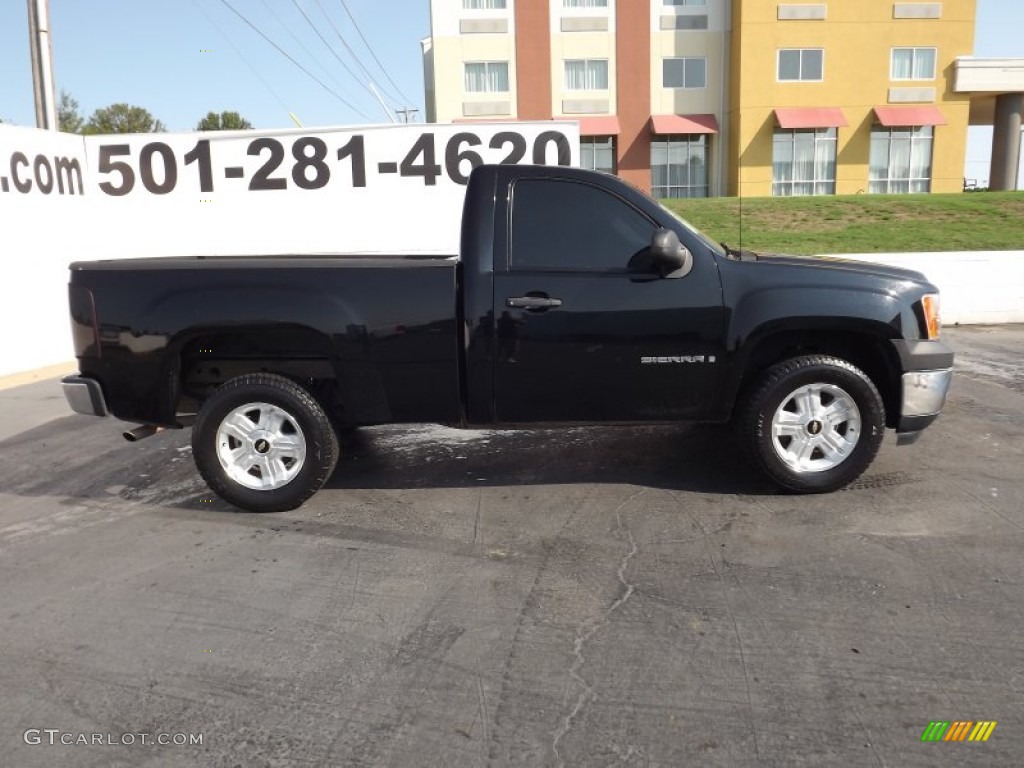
[0,362,76,392]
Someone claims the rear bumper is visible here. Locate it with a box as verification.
[62,375,109,417]
[890,338,954,439]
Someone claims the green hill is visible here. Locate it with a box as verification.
[661,191,1024,255]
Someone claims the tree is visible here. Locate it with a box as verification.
[83,103,166,134]
[196,110,253,131]
[58,90,84,134]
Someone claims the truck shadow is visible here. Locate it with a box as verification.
[325,423,779,496]
[0,417,778,515]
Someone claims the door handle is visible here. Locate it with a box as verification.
[506,296,563,310]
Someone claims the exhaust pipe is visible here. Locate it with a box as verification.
[123,425,165,442]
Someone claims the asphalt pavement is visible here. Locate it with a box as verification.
[1,325,1022,767]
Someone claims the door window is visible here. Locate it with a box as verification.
[510,180,656,272]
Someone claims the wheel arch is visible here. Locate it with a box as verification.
[171,324,359,426]
[724,321,903,428]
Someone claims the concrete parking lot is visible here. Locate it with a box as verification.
[1,325,1021,767]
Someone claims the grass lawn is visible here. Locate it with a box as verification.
[660,191,1024,255]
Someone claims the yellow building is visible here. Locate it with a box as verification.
[424,1,1007,197]
[730,0,976,196]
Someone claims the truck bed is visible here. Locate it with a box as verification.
[69,256,463,427]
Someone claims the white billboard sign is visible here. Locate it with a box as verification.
[0,121,580,375]
[2,121,579,258]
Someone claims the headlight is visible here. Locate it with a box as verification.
[921,293,941,339]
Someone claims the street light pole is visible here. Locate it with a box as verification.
[27,0,58,130]
[368,82,397,124]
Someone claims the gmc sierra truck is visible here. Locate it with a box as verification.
[62,164,953,512]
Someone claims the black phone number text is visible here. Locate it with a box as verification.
[95,131,573,197]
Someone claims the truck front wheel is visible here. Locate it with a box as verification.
[737,355,885,493]
[192,374,339,512]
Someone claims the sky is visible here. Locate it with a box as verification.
[0,0,431,130]
[0,0,1021,184]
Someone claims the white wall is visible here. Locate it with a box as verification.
[826,251,1024,325]
[0,126,93,377]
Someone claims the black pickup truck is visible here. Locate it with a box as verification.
[63,164,953,511]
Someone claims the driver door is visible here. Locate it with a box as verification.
[493,178,724,424]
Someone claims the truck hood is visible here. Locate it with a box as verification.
[734,251,930,285]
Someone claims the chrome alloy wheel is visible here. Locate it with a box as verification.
[770,383,862,473]
[215,402,307,491]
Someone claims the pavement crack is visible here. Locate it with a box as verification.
[950,478,1024,532]
[849,704,887,768]
[488,489,593,765]
[473,487,483,547]
[551,488,643,768]
[475,654,490,758]
[657,486,763,760]
[706,542,762,762]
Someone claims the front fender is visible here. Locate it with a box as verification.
[713,284,915,422]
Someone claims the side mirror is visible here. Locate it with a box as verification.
[650,228,693,278]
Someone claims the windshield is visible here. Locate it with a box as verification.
[658,201,726,258]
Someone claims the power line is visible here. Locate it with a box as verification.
[338,0,413,105]
[257,0,357,102]
[216,0,370,119]
[312,0,392,100]
[192,0,293,119]
[288,0,390,118]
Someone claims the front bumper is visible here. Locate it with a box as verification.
[62,375,108,417]
[902,368,954,418]
[890,339,954,442]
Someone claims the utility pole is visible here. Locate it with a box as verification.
[27,0,58,130]
[395,107,419,124]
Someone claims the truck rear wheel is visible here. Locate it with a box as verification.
[737,355,885,493]
[192,374,339,512]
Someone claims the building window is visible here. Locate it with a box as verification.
[778,49,824,82]
[891,48,937,80]
[465,62,509,93]
[563,0,608,7]
[463,0,506,8]
[565,59,609,90]
[869,126,933,193]
[663,0,707,6]
[772,128,836,196]
[651,135,708,198]
[581,137,616,173]
[663,57,707,89]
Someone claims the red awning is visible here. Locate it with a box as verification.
[650,114,719,134]
[873,106,948,127]
[578,116,621,136]
[774,108,848,129]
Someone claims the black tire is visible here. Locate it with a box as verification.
[736,355,885,493]
[192,373,339,512]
